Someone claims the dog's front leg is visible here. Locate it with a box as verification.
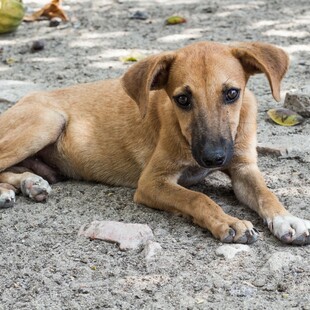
[135,169,259,244]
[229,163,310,245]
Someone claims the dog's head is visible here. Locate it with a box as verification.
[122,42,289,168]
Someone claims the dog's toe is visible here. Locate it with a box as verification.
[268,215,310,246]
[0,189,15,208]
[222,228,236,243]
[221,222,259,244]
[21,176,51,202]
[235,228,259,244]
[291,233,310,246]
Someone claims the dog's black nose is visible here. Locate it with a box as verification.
[202,150,226,167]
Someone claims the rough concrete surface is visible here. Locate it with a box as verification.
[0,0,310,309]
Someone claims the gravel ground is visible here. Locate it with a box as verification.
[0,0,310,309]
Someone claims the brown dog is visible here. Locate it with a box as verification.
[0,41,309,245]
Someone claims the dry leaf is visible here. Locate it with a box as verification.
[165,15,187,25]
[120,52,145,63]
[23,0,68,22]
[267,108,304,126]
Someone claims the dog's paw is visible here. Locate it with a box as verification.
[267,215,310,246]
[221,220,259,244]
[21,176,51,202]
[0,189,15,208]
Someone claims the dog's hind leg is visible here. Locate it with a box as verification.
[0,96,67,207]
[0,100,67,172]
[0,170,51,207]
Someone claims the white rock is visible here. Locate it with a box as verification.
[215,244,250,260]
[264,251,302,272]
[0,80,42,104]
[78,220,154,251]
[143,240,162,261]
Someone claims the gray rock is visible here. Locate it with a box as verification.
[257,135,310,158]
[0,80,42,105]
[78,220,154,251]
[264,251,302,272]
[257,143,288,157]
[229,284,257,297]
[284,90,310,117]
[130,11,149,20]
[143,240,162,261]
[215,244,250,260]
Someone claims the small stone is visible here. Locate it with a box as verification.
[78,220,154,251]
[229,285,257,297]
[252,277,266,287]
[49,17,62,27]
[129,10,149,20]
[257,143,288,157]
[215,244,250,260]
[0,80,42,106]
[284,91,310,117]
[143,240,162,260]
[201,5,218,13]
[264,251,302,272]
[31,40,45,52]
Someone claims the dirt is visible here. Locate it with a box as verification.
[0,0,310,309]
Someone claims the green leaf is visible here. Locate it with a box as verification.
[165,15,187,25]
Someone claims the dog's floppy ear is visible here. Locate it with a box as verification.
[231,42,289,101]
[122,52,175,117]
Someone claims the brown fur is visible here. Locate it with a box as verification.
[2,41,306,244]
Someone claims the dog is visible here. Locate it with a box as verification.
[0,41,309,245]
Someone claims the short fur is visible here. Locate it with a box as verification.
[1,41,309,245]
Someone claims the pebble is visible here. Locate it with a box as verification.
[215,244,250,260]
[31,40,45,52]
[252,277,266,287]
[78,220,154,251]
[284,90,310,117]
[129,11,149,20]
[143,240,162,261]
[49,17,62,27]
[229,284,257,297]
[264,251,302,272]
[257,135,309,159]
[257,143,288,157]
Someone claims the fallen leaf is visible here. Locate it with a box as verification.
[23,0,68,22]
[165,15,186,25]
[267,108,304,126]
[120,52,145,63]
[5,57,16,65]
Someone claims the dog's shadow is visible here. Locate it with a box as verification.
[191,171,261,226]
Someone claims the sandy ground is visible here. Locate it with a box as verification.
[0,0,310,309]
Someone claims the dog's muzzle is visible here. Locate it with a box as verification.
[192,138,234,169]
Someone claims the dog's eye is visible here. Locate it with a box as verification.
[174,95,191,110]
[224,88,240,104]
